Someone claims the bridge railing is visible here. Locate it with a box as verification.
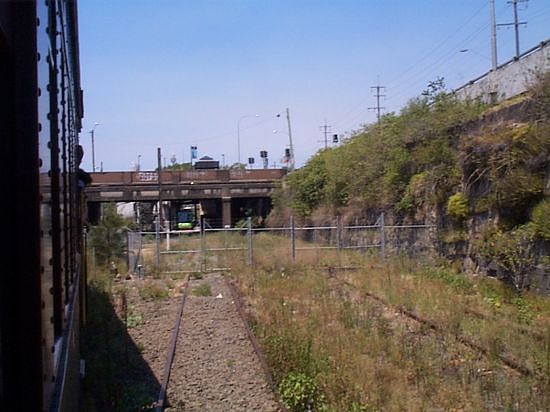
[89,169,287,185]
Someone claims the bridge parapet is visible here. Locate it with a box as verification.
[89,169,286,186]
[229,169,287,181]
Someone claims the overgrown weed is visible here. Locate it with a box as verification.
[224,234,550,411]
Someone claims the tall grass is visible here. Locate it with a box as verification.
[139,231,549,411]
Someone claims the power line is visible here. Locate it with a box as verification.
[385,2,488,88]
[319,119,332,149]
[338,3,502,133]
[496,0,528,58]
[368,83,386,122]
[383,5,512,109]
[381,4,513,107]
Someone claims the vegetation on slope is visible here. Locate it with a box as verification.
[273,78,486,221]
[271,74,550,291]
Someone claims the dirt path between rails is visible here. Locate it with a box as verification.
[121,273,282,412]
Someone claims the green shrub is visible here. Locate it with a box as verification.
[278,372,327,412]
[480,225,536,291]
[446,193,469,221]
[88,203,127,265]
[531,199,550,240]
[138,281,168,300]
[191,283,212,296]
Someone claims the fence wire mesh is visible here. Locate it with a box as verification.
[128,214,437,276]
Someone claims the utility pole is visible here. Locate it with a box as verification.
[319,119,332,149]
[490,0,498,70]
[156,147,162,270]
[90,129,95,172]
[89,122,99,172]
[368,82,386,122]
[157,147,163,224]
[285,107,295,171]
[497,0,527,59]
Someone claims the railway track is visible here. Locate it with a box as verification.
[154,272,284,412]
[334,277,536,377]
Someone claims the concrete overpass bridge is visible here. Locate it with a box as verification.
[85,169,286,227]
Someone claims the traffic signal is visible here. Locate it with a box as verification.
[285,148,291,157]
[333,134,339,143]
[260,150,268,158]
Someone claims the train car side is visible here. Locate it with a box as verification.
[0,1,87,411]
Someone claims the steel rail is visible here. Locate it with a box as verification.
[155,276,190,412]
[338,279,534,377]
[224,275,289,412]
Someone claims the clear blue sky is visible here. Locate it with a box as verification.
[78,0,550,172]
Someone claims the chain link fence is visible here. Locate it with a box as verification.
[126,214,437,276]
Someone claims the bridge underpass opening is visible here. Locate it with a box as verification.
[164,197,272,228]
[231,197,272,227]
[87,195,273,229]
[166,199,221,229]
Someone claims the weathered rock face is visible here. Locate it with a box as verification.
[411,109,550,293]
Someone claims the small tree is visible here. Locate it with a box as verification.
[88,203,127,266]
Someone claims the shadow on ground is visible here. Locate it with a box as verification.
[81,282,160,412]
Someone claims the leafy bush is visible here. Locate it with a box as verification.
[530,199,550,240]
[286,155,328,217]
[88,203,127,266]
[480,225,536,291]
[278,372,327,412]
[446,193,469,221]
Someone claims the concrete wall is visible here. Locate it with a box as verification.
[455,40,550,103]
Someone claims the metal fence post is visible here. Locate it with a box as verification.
[166,220,170,251]
[247,217,253,267]
[380,212,385,258]
[155,213,161,272]
[314,228,320,267]
[200,215,206,272]
[224,224,228,269]
[138,228,143,274]
[290,216,296,262]
[336,215,342,269]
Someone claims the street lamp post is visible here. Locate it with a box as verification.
[137,154,142,171]
[237,114,259,165]
[89,122,100,172]
[276,108,295,170]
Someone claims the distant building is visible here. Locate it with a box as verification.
[194,156,220,170]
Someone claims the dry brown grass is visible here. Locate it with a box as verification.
[140,232,550,411]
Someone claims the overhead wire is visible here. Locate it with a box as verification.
[337,2,515,133]
[385,3,512,102]
[333,3,490,133]
[386,3,489,88]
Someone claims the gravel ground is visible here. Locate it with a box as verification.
[165,273,281,411]
[122,273,282,412]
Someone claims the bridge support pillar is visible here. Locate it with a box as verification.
[222,197,232,227]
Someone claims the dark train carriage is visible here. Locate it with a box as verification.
[0,1,87,411]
